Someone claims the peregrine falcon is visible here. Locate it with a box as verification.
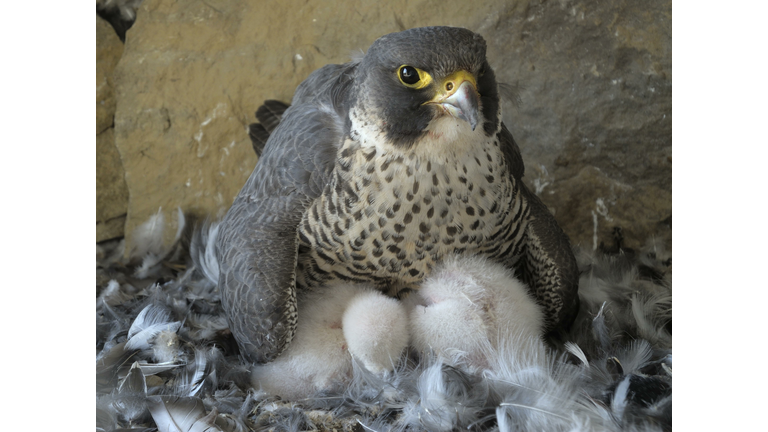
[217,26,579,364]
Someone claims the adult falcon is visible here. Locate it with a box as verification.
[217,26,579,364]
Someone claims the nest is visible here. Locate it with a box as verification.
[96,212,671,432]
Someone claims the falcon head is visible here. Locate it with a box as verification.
[353,26,501,149]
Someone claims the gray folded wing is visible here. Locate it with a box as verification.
[519,184,580,330]
[217,98,346,363]
[497,124,580,331]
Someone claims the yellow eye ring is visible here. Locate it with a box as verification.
[397,65,433,90]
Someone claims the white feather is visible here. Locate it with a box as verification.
[190,221,220,285]
[128,305,169,338]
[481,333,606,431]
[616,339,653,375]
[125,305,181,351]
[130,208,166,261]
[631,293,672,348]
[399,360,486,432]
[98,279,132,307]
[610,375,631,425]
[591,301,612,351]
[564,342,590,368]
[137,361,183,376]
[134,207,186,278]
[178,349,208,397]
[147,396,224,432]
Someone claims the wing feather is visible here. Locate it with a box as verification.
[497,123,579,331]
[217,63,355,363]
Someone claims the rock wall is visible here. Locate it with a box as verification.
[482,0,672,251]
[101,0,671,252]
[97,14,129,242]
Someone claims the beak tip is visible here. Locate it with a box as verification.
[439,80,480,132]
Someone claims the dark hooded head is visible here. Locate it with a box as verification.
[355,26,501,148]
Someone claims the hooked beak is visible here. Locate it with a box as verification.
[425,70,480,131]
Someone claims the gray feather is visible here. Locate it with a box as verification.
[125,305,181,351]
[610,375,631,426]
[217,99,350,363]
[135,208,186,279]
[190,221,221,286]
[111,362,149,423]
[147,396,224,432]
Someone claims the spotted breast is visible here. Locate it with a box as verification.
[296,118,529,297]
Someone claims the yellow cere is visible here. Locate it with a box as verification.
[422,70,479,105]
[439,70,477,93]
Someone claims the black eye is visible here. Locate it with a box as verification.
[399,66,420,85]
[397,65,432,89]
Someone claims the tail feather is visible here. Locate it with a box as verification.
[256,100,289,133]
[248,123,270,157]
[248,100,291,157]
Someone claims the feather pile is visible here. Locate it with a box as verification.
[96,211,671,432]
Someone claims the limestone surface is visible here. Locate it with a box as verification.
[97,128,130,241]
[97,14,129,242]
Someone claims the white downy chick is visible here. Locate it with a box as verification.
[251,283,409,400]
[342,289,409,374]
[407,254,546,371]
